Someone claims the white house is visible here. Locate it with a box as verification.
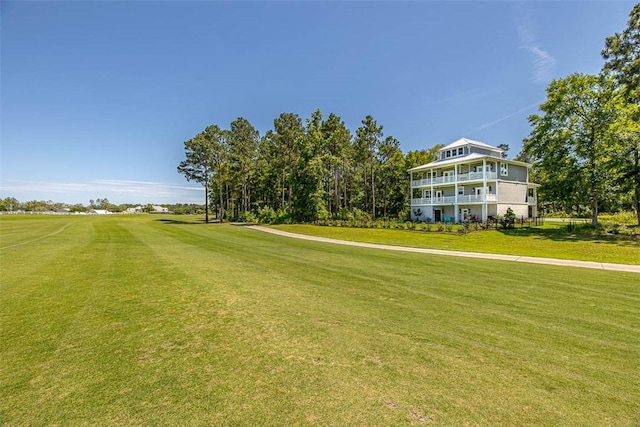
[409,138,538,222]
[124,206,143,214]
[152,205,169,214]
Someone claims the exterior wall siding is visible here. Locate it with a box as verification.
[497,181,528,203]
[499,164,528,182]
[497,204,529,218]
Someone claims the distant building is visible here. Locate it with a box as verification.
[152,205,169,213]
[409,138,538,222]
[124,206,143,214]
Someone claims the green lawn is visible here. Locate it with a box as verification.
[270,223,640,265]
[1,215,639,425]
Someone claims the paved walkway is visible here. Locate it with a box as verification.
[247,226,640,274]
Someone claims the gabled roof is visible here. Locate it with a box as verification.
[443,137,497,151]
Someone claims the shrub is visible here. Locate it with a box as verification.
[257,206,276,224]
[501,208,516,229]
[236,211,257,223]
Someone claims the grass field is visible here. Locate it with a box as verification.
[1,215,639,425]
[270,223,640,265]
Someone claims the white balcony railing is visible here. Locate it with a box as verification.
[411,194,497,205]
[411,172,497,187]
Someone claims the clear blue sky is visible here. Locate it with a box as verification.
[1,1,635,205]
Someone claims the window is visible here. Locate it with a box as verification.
[500,163,508,176]
[458,186,464,195]
[446,150,451,158]
[458,147,464,156]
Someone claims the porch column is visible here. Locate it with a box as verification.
[430,168,434,205]
[482,158,487,221]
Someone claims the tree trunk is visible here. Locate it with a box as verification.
[633,148,640,226]
[204,183,209,223]
[635,181,640,226]
[218,182,225,223]
[281,169,286,209]
[371,161,376,220]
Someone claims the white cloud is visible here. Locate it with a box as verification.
[471,100,542,131]
[515,8,556,83]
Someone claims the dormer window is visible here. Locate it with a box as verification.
[438,145,471,160]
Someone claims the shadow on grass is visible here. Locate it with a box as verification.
[497,226,640,247]
[153,218,218,225]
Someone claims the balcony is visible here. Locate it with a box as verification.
[411,194,497,205]
[411,172,497,187]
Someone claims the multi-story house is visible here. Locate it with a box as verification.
[409,138,538,223]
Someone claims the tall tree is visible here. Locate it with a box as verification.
[202,125,229,222]
[271,113,304,211]
[292,109,328,221]
[405,145,443,169]
[497,143,510,159]
[602,3,640,104]
[602,3,640,224]
[321,113,352,215]
[610,103,640,224]
[355,116,383,219]
[523,74,621,227]
[227,117,260,216]
[177,132,215,223]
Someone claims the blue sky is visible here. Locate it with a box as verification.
[1,1,635,205]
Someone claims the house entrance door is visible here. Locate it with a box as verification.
[434,209,442,222]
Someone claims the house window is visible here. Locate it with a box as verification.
[446,150,451,158]
[458,148,464,156]
[458,186,464,195]
[500,163,508,176]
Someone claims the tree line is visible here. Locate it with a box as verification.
[0,197,204,215]
[178,111,441,223]
[519,3,640,226]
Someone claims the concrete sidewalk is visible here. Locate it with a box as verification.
[248,225,640,274]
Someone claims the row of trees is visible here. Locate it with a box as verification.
[520,3,640,226]
[178,111,441,223]
[0,197,204,215]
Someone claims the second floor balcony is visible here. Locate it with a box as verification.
[411,194,498,205]
[411,171,497,187]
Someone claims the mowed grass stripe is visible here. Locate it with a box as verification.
[1,215,639,425]
[132,221,638,424]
